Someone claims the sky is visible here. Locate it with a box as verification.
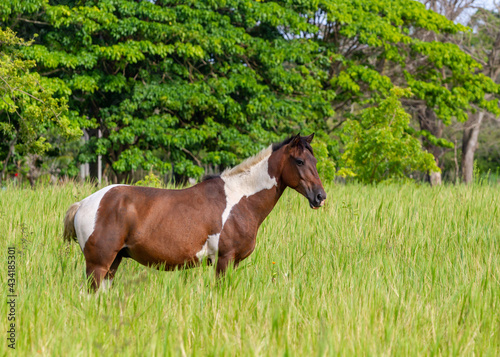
[456,0,498,24]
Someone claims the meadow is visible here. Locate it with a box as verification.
[0,182,499,356]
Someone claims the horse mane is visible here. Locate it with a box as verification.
[221,145,273,178]
[202,174,220,181]
[209,135,313,180]
[272,137,294,152]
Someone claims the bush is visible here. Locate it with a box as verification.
[338,87,439,184]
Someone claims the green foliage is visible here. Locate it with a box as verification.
[295,0,500,154]
[2,0,499,183]
[0,27,80,169]
[474,122,500,175]
[339,87,439,183]
[2,0,332,181]
[134,171,163,188]
[467,8,500,67]
[311,138,336,182]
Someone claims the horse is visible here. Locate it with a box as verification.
[63,134,327,291]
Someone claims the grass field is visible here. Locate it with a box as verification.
[1,182,499,356]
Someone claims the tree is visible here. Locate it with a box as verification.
[4,0,497,185]
[460,6,500,183]
[418,0,500,184]
[0,27,79,185]
[2,0,332,182]
[290,0,499,184]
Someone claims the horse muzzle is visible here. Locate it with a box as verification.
[307,189,326,209]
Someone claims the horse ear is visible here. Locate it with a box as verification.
[305,133,314,143]
[289,133,302,147]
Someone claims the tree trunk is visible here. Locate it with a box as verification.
[115,170,131,184]
[430,170,442,186]
[418,107,444,186]
[0,139,16,186]
[461,112,484,184]
[26,154,41,187]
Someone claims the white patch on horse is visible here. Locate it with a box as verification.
[74,184,125,251]
[196,146,277,262]
[196,233,220,263]
[99,278,113,293]
[221,146,276,226]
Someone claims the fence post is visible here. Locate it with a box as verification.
[80,129,89,181]
[97,129,102,185]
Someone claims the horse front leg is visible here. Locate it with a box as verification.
[215,235,254,277]
[86,264,109,292]
[215,252,237,277]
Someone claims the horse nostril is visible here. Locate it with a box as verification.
[316,193,323,202]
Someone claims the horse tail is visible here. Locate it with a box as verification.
[63,202,81,243]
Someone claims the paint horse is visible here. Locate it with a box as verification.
[64,134,326,291]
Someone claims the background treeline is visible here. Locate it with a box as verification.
[1,0,499,186]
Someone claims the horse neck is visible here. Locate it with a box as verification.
[221,149,286,227]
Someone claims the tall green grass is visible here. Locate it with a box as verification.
[1,182,499,356]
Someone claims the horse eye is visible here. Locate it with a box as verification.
[295,158,304,166]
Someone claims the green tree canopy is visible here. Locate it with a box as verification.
[2,0,498,184]
[2,0,333,181]
[0,27,80,183]
[281,0,499,183]
[305,1,497,121]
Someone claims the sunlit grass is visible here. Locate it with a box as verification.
[0,182,499,356]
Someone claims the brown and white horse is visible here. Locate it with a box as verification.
[64,134,326,291]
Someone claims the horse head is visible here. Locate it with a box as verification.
[276,133,327,209]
